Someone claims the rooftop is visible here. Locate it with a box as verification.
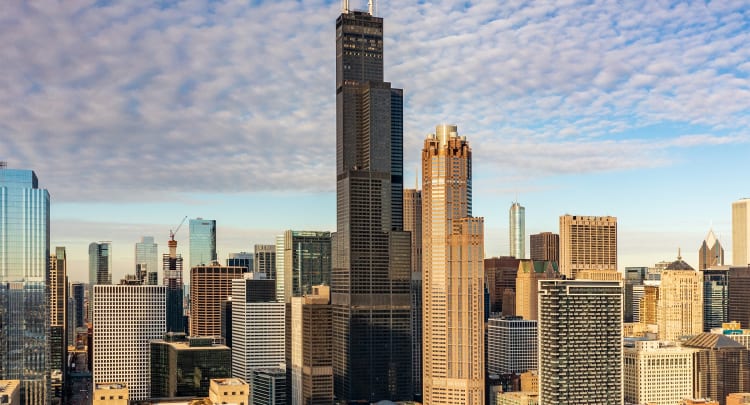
[683,332,746,350]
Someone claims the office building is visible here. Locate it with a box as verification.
[135,236,158,281]
[93,285,166,401]
[253,368,286,405]
[277,231,332,303]
[623,266,647,323]
[93,382,128,405]
[404,188,423,396]
[704,267,729,331]
[231,273,284,383]
[640,284,660,326]
[515,260,559,321]
[712,321,750,349]
[163,236,185,333]
[658,254,703,341]
[190,218,217,268]
[89,241,112,322]
[422,125,484,404]
[254,244,277,280]
[150,333,231,398]
[700,229,725,270]
[538,279,623,405]
[332,7,411,402]
[623,339,696,405]
[510,202,526,259]
[71,282,85,328]
[0,380,20,404]
[487,316,537,375]
[67,295,76,347]
[529,232,559,262]
[0,167,50,405]
[49,247,68,399]
[485,256,520,315]
[729,266,750,328]
[496,391,538,405]
[227,252,253,271]
[734,199,750,266]
[189,264,244,339]
[291,286,333,405]
[209,378,250,405]
[684,333,750,405]
[559,215,617,279]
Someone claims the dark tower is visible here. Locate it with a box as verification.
[164,239,184,333]
[332,6,411,402]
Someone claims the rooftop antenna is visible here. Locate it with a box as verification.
[342,0,349,13]
[0,161,6,169]
[368,0,374,15]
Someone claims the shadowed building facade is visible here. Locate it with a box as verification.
[331,8,411,402]
[484,257,520,315]
[699,229,725,270]
[404,188,423,396]
[683,333,750,405]
[529,232,559,263]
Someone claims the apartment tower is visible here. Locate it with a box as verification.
[733,199,750,266]
[332,6,411,402]
[529,232,559,262]
[422,125,485,404]
[699,229,725,270]
[559,215,617,279]
[509,202,525,259]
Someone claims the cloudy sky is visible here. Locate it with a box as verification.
[2,0,749,282]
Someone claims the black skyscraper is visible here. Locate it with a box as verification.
[332,8,411,402]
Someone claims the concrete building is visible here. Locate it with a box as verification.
[92,382,128,405]
[726,393,750,405]
[515,260,559,321]
[231,273,284,383]
[189,264,245,340]
[559,215,617,279]
[487,316,537,375]
[252,368,286,405]
[485,256,520,315]
[254,244,277,280]
[520,370,537,393]
[529,232,559,263]
[729,266,750,328]
[510,202,526,259]
[189,218,217,269]
[704,267,729,331]
[93,285,166,401]
[623,339,696,405]
[404,188,423,396]
[422,124,485,405]
[291,286,332,405]
[150,333,231,399]
[658,255,703,341]
[683,333,750,405]
[0,380,21,405]
[733,199,750,266]
[699,229,725,271]
[209,378,249,405]
[538,279,623,405]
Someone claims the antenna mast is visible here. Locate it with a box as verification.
[368,0,375,15]
[342,0,349,13]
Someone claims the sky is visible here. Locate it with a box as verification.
[2,0,749,282]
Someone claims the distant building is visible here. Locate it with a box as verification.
[49,246,68,397]
[515,260,559,321]
[254,244,276,280]
[71,282,85,328]
[89,241,112,322]
[733,199,750,266]
[135,236,159,282]
[704,267,729,331]
[252,368,286,405]
[0,380,21,405]
[640,284,660,327]
[487,316,537,375]
[529,232,558,263]
[496,391,538,405]
[277,231,332,303]
[92,382,128,405]
[291,286,332,405]
[683,333,750,405]
[163,237,185,333]
[559,215,617,279]
[404,187,423,396]
[189,264,245,340]
[510,202,526,259]
[699,229,725,270]
[729,266,750,328]
[520,370,537,393]
[658,254,703,341]
[683,399,720,405]
[623,339,696,405]
[227,252,253,272]
[485,256,520,315]
[209,378,249,405]
[190,218,217,268]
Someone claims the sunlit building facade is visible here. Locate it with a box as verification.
[510,202,525,259]
[189,218,217,268]
[559,215,617,279]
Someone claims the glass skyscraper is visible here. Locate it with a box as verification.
[510,202,526,259]
[0,166,50,404]
[135,236,158,280]
[88,241,112,322]
[189,218,217,268]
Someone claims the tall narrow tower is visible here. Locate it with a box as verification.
[332,5,411,401]
[422,125,485,404]
[509,202,525,259]
[163,237,184,333]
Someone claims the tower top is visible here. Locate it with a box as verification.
[342,0,375,15]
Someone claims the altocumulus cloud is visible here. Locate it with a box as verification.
[1,0,749,202]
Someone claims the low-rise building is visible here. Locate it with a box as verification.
[93,382,128,405]
[623,339,696,405]
[0,380,21,405]
[209,378,249,405]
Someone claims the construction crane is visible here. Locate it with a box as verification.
[170,216,188,242]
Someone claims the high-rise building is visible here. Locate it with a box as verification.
[49,247,68,398]
[658,254,703,341]
[538,279,623,405]
[559,215,617,279]
[485,257,520,315]
[0,167,50,405]
[529,232,559,263]
[135,236,158,280]
[623,340,696,405]
[422,125,484,404]
[150,333,231,398]
[227,252,253,272]
[683,333,750,405]
[728,266,750,328]
[252,368,287,405]
[487,316,537,375]
[733,199,750,266]
[623,266,647,323]
[640,284,660,326]
[514,260,559,321]
[291,285,333,405]
[704,267,729,331]
[189,264,245,340]
[71,282,85,328]
[163,236,185,333]
[254,244,277,280]
[332,7,411,402]
[278,231,332,303]
[275,236,285,300]
[699,229,725,270]
[404,188,422,396]
[231,273,284,384]
[189,218,217,268]
[88,241,112,322]
[509,202,526,259]
[93,284,166,401]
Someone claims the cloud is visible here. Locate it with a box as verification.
[2,0,750,202]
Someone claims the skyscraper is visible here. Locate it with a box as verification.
[71,282,85,329]
[487,316,537,375]
[332,7,411,402]
[658,254,703,341]
[514,259,559,321]
[485,256,520,315]
[699,229,725,270]
[538,279,623,405]
[135,236,158,279]
[189,264,245,339]
[683,333,750,405]
[529,232,559,262]
[559,215,617,279]
[0,166,50,405]
[49,247,68,398]
[278,231,332,303]
[163,236,185,333]
[733,199,750,266]
[227,252,253,272]
[88,241,112,322]
[704,267,729,331]
[422,125,485,404]
[728,266,750,328]
[404,188,423,396]
[291,285,333,405]
[254,244,277,280]
[509,202,525,259]
[189,218,217,268]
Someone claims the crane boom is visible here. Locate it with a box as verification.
[170,216,188,241]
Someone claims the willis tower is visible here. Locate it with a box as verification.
[332,1,412,402]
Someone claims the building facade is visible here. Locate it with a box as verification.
[277,231,332,303]
[88,241,112,322]
[189,264,245,339]
[623,340,695,405]
[291,286,333,405]
[683,333,750,405]
[699,229,725,270]
[49,247,68,398]
[704,268,729,331]
[254,244,277,280]
[733,199,750,267]
[189,218,217,268]
[729,266,750,328]
[404,188,423,396]
[422,125,485,404]
[558,215,617,279]
[658,256,703,341]
[227,252,253,272]
[514,260,559,321]
[529,232,559,263]
[135,236,158,280]
[332,8,411,402]
[509,202,526,259]
[487,316,537,375]
[163,238,185,333]
[253,368,287,405]
[485,256,520,315]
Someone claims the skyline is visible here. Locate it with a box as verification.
[3,0,750,281]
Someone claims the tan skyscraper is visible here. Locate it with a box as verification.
[559,215,617,279]
[699,228,725,270]
[291,285,333,405]
[514,259,559,321]
[658,254,703,341]
[734,199,750,266]
[189,264,245,340]
[422,124,484,405]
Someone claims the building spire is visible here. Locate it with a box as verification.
[678,247,682,260]
[368,0,374,15]
[342,0,349,13]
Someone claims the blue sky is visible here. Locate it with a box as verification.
[2,0,749,281]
